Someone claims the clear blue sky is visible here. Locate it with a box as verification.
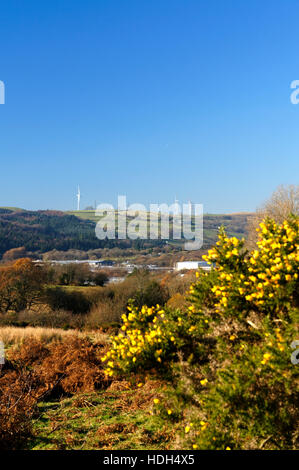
[0,0,298,213]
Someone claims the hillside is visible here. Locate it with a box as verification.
[67,209,252,249]
[0,209,108,258]
[0,208,252,259]
[0,209,165,258]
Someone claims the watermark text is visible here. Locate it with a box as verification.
[0,81,5,104]
[95,196,203,250]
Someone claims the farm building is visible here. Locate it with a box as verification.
[175,261,211,271]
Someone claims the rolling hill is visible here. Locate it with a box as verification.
[0,208,253,259]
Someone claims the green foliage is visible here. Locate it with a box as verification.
[184,309,299,450]
[89,271,170,328]
[0,209,165,259]
[0,259,47,313]
[45,287,92,314]
[103,217,299,449]
[0,209,251,258]
[131,280,169,310]
[48,263,108,287]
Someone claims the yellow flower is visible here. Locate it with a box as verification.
[261,352,272,364]
[185,426,190,433]
[167,409,172,415]
[153,398,160,404]
[200,378,208,386]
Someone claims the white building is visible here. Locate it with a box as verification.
[175,261,211,271]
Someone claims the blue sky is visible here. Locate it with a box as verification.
[0,0,298,213]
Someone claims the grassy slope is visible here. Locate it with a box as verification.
[29,381,176,450]
[66,210,100,223]
[67,210,253,249]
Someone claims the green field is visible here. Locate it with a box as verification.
[66,209,252,249]
[29,383,173,450]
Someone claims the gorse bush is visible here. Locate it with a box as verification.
[102,304,176,376]
[103,217,299,449]
[193,311,299,450]
[201,217,299,316]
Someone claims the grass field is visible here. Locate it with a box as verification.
[28,380,174,450]
[66,210,251,248]
[66,210,100,223]
[0,328,175,450]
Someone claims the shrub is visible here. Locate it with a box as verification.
[0,258,47,313]
[180,308,299,450]
[246,184,299,249]
[7,337,109,395]
[131,280,169,310]
[201,217,299,316]
[0,335,110,449]
[102,217,299,449]
[45,287,92,314]
[0,369,38,449]
[47,263,109,287]
[89,272,169,327]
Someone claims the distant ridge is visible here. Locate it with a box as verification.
[0,208,253,259]
[0,206,25,212]
[66,209,253,249]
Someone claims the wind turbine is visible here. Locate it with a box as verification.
[77,186,81,211]
[174,195,180,215]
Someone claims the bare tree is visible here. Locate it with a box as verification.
[259,184,299,222]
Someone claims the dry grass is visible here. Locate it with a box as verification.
[0,326,108,347]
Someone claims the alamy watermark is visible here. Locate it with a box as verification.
[0,81,5,104]
[95,196,203,250]
[290,340,299,365]
[0,341,4,365]
[290,80,299,104]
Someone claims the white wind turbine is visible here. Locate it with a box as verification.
[77,186,81,211]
